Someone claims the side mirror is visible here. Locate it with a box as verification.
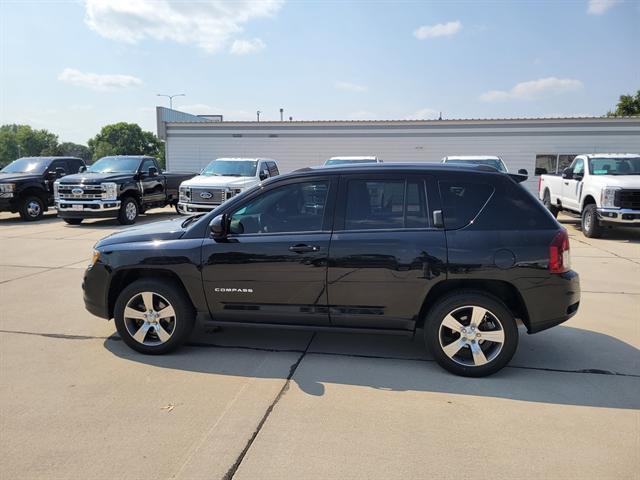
[259,169,269,181]
[51,167,66,178]
[210,214,228,239]
[517,169,528,176]
[574,173,583,181]
[79,165,87,173]
[562,168,573,180]
[148,166,159,177]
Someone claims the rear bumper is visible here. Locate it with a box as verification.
[525,270,581,334]
[597,208,640,225]
[57,199,120,218]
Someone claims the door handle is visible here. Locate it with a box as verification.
[289,244,320,253]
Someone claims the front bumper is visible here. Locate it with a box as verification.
[598,208,640,225]
[177,202,220,214]
[56,199,121,218]
[0,196,17,213]
[82,262,111,319]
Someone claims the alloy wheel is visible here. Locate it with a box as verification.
[438,305,505,367]
[27,200,42,218]
[123,291,176,346]
[125,201,137,221]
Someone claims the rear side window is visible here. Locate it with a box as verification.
[267,162,279,176]
[439,181,494,230]
[344,179,428,230]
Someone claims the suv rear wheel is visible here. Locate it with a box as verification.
[424,291,518,377]
[114,279,195,354]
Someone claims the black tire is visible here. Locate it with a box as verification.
[18,195,45,221]
[114,278,195,355]
[424,290,519,377]
[543,190,559,218]
[581,204,602,238]
[63,218,83,225]
[118,196,139,225]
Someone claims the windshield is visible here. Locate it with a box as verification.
[201,160,257,177]
[87,156,141,174]
[445,159,507,173]
[325,159,377,165]
[588,157,640,175]
[1,157,50,174]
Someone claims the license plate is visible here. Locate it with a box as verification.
[72,204,84,211]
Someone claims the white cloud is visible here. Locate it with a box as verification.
[414,21,462,39]
[230,38,266,55]
[587,0,620,15]
[58,68,143,91]
[405,108,440,120]
[479,77,583,102]
[335,81,368,92]
[84,0,283,53]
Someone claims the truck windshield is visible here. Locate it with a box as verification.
[445,159,507,173]
[201,160,257,177]
[588,157,640,175]
[1,157,49,174]
[87,157,141,174]
[325,159,377,165]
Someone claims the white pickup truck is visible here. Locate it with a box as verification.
[177,158,279,214]
[538,153,640,237]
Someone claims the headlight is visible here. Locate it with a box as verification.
[53,181,60,199]
[0,183,15,193]
[101,182,118,200]
[89,249,101,267]
[601,187,621,208]
[233,188,243,196]
[179,186,191,202]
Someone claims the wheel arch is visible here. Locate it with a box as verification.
[416,279,530,331]
[18,186,49,210]
[582,194,597,210]
[107,268,196,319]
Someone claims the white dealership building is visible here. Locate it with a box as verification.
[156,107,640,192]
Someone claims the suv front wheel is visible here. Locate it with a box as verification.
[424,291,518,377]
[114,279,195,354]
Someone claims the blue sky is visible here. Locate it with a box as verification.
[1,0,638,144]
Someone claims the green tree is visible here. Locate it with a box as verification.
[87,122,164,166]
[0,124,59,167]
[57,142,91,162]
[607,90,640,116]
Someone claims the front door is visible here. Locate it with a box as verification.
[327,174,447,331]
[139,158,165,204]
[201,176,337,325]
[562,158,584,210]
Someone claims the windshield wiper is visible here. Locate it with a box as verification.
[181,214,204,228]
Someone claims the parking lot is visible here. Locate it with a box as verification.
[0,208,638,479]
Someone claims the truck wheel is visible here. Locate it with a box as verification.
[543,190,559,218]
[582,204,602,238]
[63,218,83,225]
[424,291,518,377]
[118,197,139,225]
[18,195,45,221]
[114,279,195,355]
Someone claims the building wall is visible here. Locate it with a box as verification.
[163,119,640,192]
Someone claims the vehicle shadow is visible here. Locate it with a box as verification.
[559,217,640,243]
[103,324,640,410]
[0,212,59,225]
[61,210,182,229]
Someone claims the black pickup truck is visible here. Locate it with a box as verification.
[55,155,195,225]
[0,156,86,221]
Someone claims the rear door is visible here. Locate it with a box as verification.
[201,175,337,325]
[327,173,447,331]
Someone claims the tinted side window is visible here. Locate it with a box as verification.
[49,160,67,175]
[68,159,83,173]
[268,162,279,176]
[229,181,329,234]
[439,181,494,230]
[344,179,428,230]
[141,159,155,172]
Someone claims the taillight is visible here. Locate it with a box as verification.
[549,229,571,273]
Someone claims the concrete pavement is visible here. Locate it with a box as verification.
[0,208,638,479]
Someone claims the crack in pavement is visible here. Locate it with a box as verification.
[222,333,316,480]
[0,260,91,284]
[2,328,638,379]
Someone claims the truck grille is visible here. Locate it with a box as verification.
[190,188,226,204]
[617,189,640,209]
[57,184,103,200]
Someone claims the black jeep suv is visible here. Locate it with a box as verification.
[83,163,580,376]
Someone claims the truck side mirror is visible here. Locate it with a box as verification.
[210,214,228,239]
[79,165,87,173]
[517,169,528,176]
[562,168,573,180]
[148,166,159,177]
[259,169,269,181]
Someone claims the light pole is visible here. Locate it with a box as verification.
[256,110,261,122]
[157,93,185,109]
